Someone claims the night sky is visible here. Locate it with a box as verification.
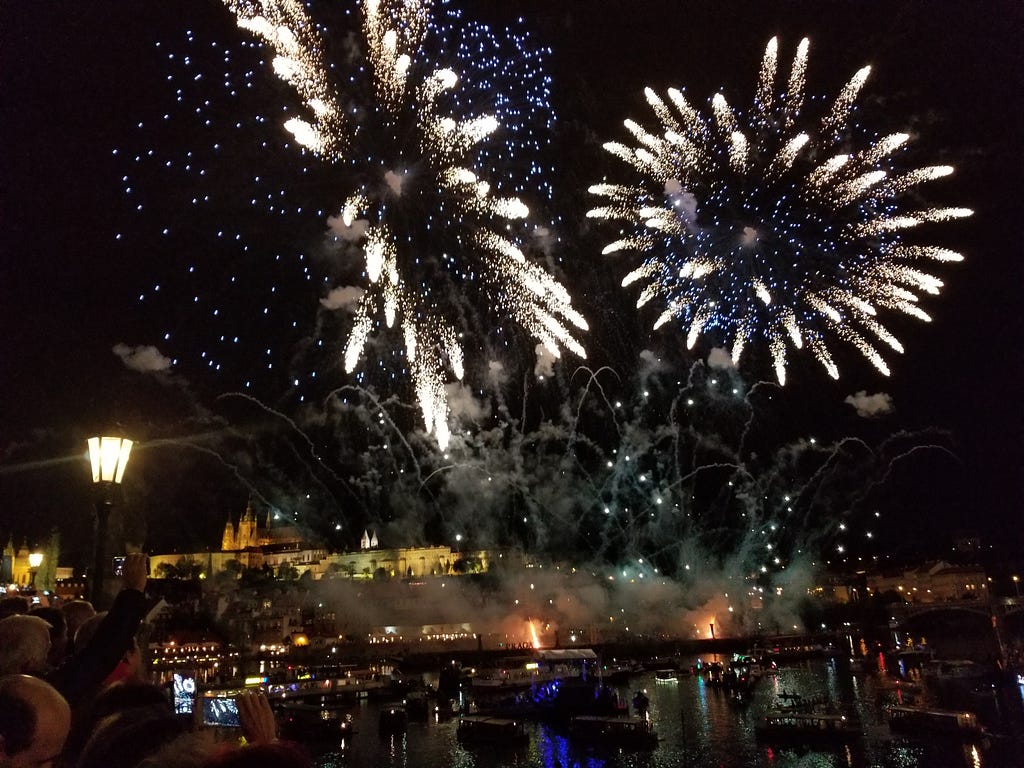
[1,1,1021,567]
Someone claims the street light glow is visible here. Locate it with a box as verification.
[88,436,134,484]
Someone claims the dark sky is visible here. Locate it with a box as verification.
[1,1,1021,563]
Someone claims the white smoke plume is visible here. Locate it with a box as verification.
[113,343,172,373]
[320,286,365,312]
[534,344,557,379]
[445,382,490,423]
[844,390,894,418]
[384,169,405,196]
[326,214,369,242]
[707,347,736,370]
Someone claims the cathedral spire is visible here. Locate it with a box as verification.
[221,513,236,551]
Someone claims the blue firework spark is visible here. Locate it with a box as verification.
[589,37,971,385]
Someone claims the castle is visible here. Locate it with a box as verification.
[147,499,495,582]
[220,498,303,551]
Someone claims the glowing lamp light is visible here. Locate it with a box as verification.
[88,436,134,484]
[86,432,133,607]
[28,552,44,569]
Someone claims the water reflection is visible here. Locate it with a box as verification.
[313,656,1018,768]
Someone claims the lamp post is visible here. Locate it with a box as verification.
[28,552,43,589]
[87,435,133,606]
[1013,575,1020,599]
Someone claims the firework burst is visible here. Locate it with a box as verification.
[588,37,971,384]
[222,0,587,447]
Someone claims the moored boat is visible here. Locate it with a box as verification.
[456,715,530,747]
[277,701,354,742]
[379,703,408,735]
[886,705,987,739]
[654,669,678,683]
[755,709,860,746]
[472,649,596,691]
[568,715,658,751]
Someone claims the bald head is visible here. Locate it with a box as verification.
[0,674,71,768]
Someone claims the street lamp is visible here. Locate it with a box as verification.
[1013,575,1020,598]
[87,435,133,606]
[28,552,43,588]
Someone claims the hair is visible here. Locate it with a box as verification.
[29,606,67,643]
[65,681,175,760]
[0,679,36,756]
[72,611,107,652]
[201,742,312,768]
[61,600,97,650]
[0,595,31,619]
[76,705,190,768]
[135,730,217,768]
[0,614,52,675]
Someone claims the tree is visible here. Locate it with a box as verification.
[154,562,179,579]
[278,563,299,580]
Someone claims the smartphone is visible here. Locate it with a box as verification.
[201,691,241,728]
[173,673,196,715]
[112,556,126,577]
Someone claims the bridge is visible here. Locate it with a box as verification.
[888,596,1024,624]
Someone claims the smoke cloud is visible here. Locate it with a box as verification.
[844,390,894,418]
[707,347,736,370]
[326,214,369,242]
[320,286,364,312]
[113,343,172,373]
[534,344,557,378]
[384,169,405,196]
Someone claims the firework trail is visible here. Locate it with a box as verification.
[588,37,972,385]
[221,0,587,448]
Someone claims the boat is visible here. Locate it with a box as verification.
[755,709,860,746]
[404,690,431,721]
[379,704,408,735]
[471,648,596,691]
[847,656,874,673]
[886,705,987,739]
[277,701,354,742]
[654,669,678,683]
[456,715,530,747]
[600,661,641,684]
[568,715,658,750]
[704,661,726,686]
[265,666,392,701]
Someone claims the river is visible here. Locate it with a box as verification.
[311,656,1023,768]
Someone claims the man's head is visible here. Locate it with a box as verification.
[0,598,30,621]
[59,601,95,653]
[0,617,51,676]
[0,674,71,768]
[26,609,66,667]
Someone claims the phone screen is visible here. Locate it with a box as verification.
[173,673,196,715]
[202,694,241,727]
[112,556,126,577]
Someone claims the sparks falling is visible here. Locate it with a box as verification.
[222,0,587,447]
[588,37,971,384]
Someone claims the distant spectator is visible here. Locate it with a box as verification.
[0,615,52,676]
[29,607,68,667]
[60,602,96,656]
[0,596,31,620]
[0,674,71,768]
